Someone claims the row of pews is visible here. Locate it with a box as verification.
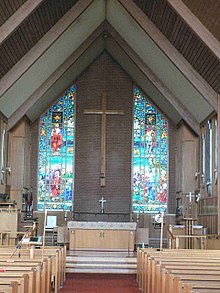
[137,248,220,293]
[0,245,66,293]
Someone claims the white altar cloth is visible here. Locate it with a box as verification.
[67,221,137,231]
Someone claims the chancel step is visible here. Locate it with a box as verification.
[66,251,137,274]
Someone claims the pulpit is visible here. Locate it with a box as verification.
[68,221,137,251]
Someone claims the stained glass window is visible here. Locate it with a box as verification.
[214,119,218,185]
[201,131,205,188]
[133,87,168,214]
[206,120,212,196]
[37,85,75,211]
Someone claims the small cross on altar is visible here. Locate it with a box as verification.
[186,192,194,204]
[99,197,106,214]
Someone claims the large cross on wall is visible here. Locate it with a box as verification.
[84,91,124,187]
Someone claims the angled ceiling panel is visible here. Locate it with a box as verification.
[26,37,105,121]
[106,37,182,124]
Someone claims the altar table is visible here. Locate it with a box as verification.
[67,221,137,251]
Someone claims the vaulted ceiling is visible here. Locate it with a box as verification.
[0,0,219,134]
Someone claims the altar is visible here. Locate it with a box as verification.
[67,221,137,251]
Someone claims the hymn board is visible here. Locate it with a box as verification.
[84,92,124,186]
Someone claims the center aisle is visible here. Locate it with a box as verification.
[60,273,140,293]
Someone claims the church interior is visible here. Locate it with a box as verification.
[0,0,220,292]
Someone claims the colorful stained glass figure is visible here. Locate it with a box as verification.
[37,85,75,211]
[52,111,63,123]
[145,114,156,125]
[133,87,168,214]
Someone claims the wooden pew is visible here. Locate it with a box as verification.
[184,282,220,293]
[0,259,47,293]
[155,259,220,293]
[0,245,66,288]
[0,281,18,293]
[168,271,220,293]
[156,258,220,293]
[137,248,220,293]
[0,267,39,293]
[0,245,66,293]
[0,273,29,293]
[0,270,36,293]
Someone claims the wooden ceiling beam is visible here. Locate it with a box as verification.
[166,0,220,61]
[0,0,43,45]
[0,0,95,99]
[7,22,105,131]
[118,0,218,111]
[106,22,200,135]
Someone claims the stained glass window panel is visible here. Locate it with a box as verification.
[38,85,75,211]
[214,119,218,185]
[206,120,212,196]
[133,87,168,214]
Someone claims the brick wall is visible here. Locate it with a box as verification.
[74,52,133,221]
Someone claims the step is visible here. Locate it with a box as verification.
[66,267,137,274]
[67,250,136,256]
[66,256,136,263]
[66,263,136,269]
[66,251,137,274]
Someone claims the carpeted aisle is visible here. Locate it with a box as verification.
[60,273,140,293]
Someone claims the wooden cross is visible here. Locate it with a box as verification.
[84,91,124,186]
[99,197,106,213]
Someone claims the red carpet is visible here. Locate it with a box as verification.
[60,273,140,293]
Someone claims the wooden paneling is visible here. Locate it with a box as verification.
[0,0,44,46]
[176,122,198,193]
[8,119,31,208]
[0,0,27,26]
[70,229,102,249]
[198,214,218,234]
[0,0,79,79]
[133,0,220,93]
[10,136,24,189]
[175,122,199,219]
[69,229,134,251]
[182,0,220,43]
